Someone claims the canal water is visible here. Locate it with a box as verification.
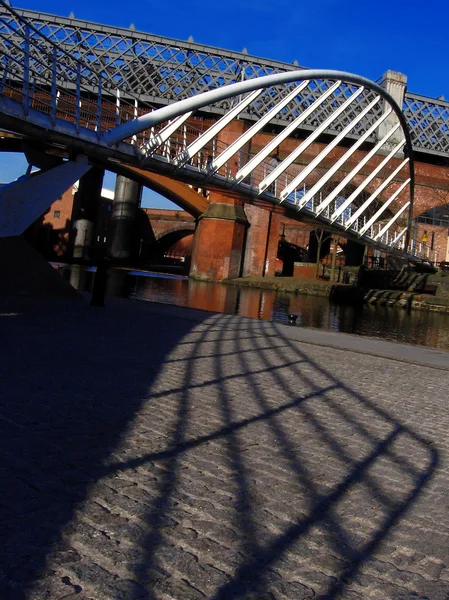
[61,265,449,352]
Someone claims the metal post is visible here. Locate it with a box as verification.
[330,236,338,282]
[75,62,81,133]
[96,73,102,139]
[50,46,57,125]
[23,24,30,115]
[0,56,8,94]
[116,88,120,126]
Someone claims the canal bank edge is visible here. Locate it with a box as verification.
[189,273,449,314]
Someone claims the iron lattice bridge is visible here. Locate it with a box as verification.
[3,3,449,159]
[0,1,428,260]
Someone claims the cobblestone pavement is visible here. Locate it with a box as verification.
[1,295,449,599]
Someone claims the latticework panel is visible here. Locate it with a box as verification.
[1,5,446,155]
[403,92,449,156]
[0,6,390,146]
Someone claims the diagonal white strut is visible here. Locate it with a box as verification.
[390,227,408,248]
[330,139,405,223]
[172,89,262,167]
[344,158,409,229]
[359,178,410,236]
[258,86,366,194]
[234,80,342,183]
[206,81,310,176]
[374,200,410,241]
[294,108,394,212]
[141,112,193,157]
[314,122,402,216]
[279,95,381,202]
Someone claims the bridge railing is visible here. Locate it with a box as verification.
[0,0,163,142]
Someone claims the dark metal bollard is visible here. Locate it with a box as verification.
[287,313,298,326]
[90,260,109,307]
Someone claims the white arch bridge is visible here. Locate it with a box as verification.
[0,1,423,262]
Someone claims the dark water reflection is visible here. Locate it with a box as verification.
[61,265,449,352]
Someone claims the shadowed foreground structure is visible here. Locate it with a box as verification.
[1,295,448,599]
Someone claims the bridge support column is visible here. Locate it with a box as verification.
[378,70,407,146]
[190,193,248,280]
[72,167,104,260]
[107,175,143,261]
[242,204,281,277]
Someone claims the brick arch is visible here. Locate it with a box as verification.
[155,223,195,242]
[156,228,195,259]
[116,165,208,217]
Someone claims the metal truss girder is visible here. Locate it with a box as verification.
[0,5,447,156]
[99,69,408,147]
[360,178,411,236]
[329,139,405,223]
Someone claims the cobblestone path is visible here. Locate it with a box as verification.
[1,296,449,599]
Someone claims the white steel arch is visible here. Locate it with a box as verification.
[102,70,415,257]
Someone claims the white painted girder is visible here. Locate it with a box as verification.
[258,86,365,194]
[279,95,381,202]
[293,109,394,213]
[314,122,402,216]
[206,82,310,176]
[360,178,411,236]
[344,158,409,229]
[329,139,405,223]
[172,89,262,168]
[234,81,342,184]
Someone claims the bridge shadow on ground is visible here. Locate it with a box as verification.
[0,296,441,599]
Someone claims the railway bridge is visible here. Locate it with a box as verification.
[1,2,449,280]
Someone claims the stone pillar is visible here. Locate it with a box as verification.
[107,175,142,261]
[378,70,407,147]
[190,192,248,280]
[242,204,281,277]
[72,167,104,260]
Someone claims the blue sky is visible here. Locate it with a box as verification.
[3,0,449,207]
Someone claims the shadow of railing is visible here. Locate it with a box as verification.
[0,301,440,599]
